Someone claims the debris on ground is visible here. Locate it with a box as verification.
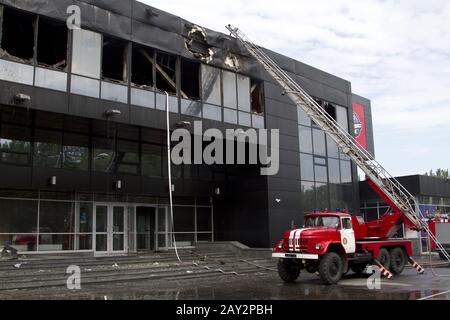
[1,245,18,260]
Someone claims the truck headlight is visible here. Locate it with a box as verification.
[278,241,283,249]
[315,244,322,251]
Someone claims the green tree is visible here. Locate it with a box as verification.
[425,169,449,179]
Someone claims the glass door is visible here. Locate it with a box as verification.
[94,204,127,254]
[157,207,168,251]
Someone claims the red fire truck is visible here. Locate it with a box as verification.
[226,25,450,285]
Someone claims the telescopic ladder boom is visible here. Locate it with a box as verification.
[225,24,450,262]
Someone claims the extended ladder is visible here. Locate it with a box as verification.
[226,25,450,263]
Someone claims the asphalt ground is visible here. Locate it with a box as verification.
[0,252,449,300]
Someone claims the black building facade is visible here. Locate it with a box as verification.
[0,0,372,254]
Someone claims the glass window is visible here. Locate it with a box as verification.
[181,99,202,117]
[299,126,313,154]
[298,106,311,126]
[35,68,68,92]
[117,140,139,175]
[172,207,195,232]
[252,115,265,129]
[315,157,327,166]
[0,124,31,165]
[71,29,102,79]
[156,51,178,95]
[197,207,212,232]
[71,75,100,98]
[300,153,314,181]
[336,106,349,133]
[181,59,200,100]
[78,203,93,233]
[313,129,326,156]
[62,133,89,171]
[315,165,328,183]
[329,184,342,211]
[0,199,38,234]
[238,112,251,127]
[223,71,237,109]
[142,143,162,177]
[340,160,353,184]
[156,93,179,113]
[202,65,222,106]
[39,201,75,234]
[33,130,62,168]
[224,108,238,125]
[101,81,128,104]
[316,183,329,210]
[203,104,222,121]
[0,59,34,86]
[93,137,115,173]
[131,88,155,108]
[237,75,251,112]
[328,158,341,184]
[327,135,339,159]
[301,181,316,213]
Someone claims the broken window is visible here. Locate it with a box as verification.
[155,51,178,95]
[250,79,264,114]
[180,58,200,100]
[323,102,337,121]
[102,35,129,83]
[0,7,36,63]
[37,17,67,70]
[131,43,154,88]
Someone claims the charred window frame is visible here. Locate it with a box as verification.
[36,17,68,71]
[102,35,130,84]
[155,50,179,96]
[131,43,154,89]
[180,58,200,100]
[250,78,264,115]
[0,6,37,64]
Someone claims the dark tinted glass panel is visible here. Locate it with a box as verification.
[63,134,89,171]
[312,129,326,156]
[316,183,329,211]
[197,207,212,232]
[340,160,352,184]
[39,201,75,233]
[299,126,313,154]
[172,207,195,232]
[33,130,62,168]
[301,181,315,213]
[142,144,161,177]
[300,153,314,181]
[315,165,328,183]
[0,124,31,165]
[328,158,341,184]
[93,137,115,173]
[0,199,38,233]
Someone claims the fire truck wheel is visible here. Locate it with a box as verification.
[277,259,300,283]
[319,252,344,285]
[377,248,391,270]
[389,247,407,275]
[350,263,367,274]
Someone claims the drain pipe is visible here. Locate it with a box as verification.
[165,91,182,263]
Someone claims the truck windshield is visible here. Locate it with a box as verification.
[305,216,340,228]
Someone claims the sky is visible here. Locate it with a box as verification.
[139,0,450,177]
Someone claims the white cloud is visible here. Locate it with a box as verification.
[138,0,450,176]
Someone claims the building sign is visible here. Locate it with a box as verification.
[352,102,368,149]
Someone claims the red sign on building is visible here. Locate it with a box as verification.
[352,102,368,149]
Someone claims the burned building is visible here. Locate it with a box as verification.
[0,0,374,254]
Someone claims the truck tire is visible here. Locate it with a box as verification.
[377,248,391,270]
[350,263,367,274]
[277,259,300,283]
[389,247,407,275]
[319,252,344,285]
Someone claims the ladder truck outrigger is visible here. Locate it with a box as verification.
[226,25,450,285]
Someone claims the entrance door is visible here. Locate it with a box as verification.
[94,204,127,254]
[136,207,156,251]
